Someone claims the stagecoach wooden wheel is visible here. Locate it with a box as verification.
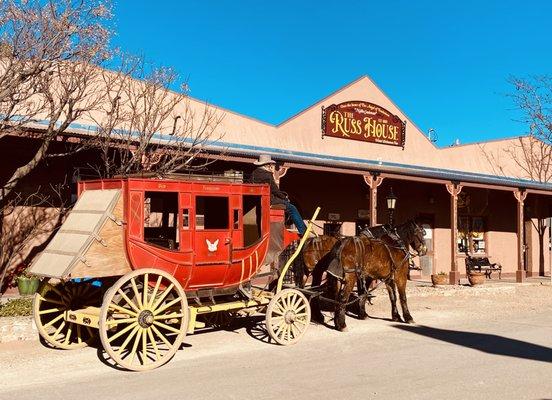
[265,288,310,345]
[99,269,188,371]
[33,280,100,350]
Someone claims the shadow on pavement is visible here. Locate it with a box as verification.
[393,324,552,363]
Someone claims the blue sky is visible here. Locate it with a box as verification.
[112,0,552,147]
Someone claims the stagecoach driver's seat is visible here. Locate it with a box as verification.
[249,154,307,235]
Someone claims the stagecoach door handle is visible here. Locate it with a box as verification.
[224,237,231,245]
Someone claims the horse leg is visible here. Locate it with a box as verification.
[311,274,333,324]
[385,279,403,322]
[355,277,370,320]
[334,274,355,332]
[396,270,414,324]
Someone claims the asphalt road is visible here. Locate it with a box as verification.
[1,285,551,400]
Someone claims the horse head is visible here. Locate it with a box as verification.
[397,219,427,256]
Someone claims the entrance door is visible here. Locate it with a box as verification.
[189,195,232,288]
[419,220,434,278]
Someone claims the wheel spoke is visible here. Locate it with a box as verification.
[130,278,143,310]
[151,283,175,311]
[141,329,148,365]
[77,324,82,344]
[274,320,286,339]
[64,323,73,345]
[292,294,303,310]
[116,325,140,356]
[53,321,66,340]
[39,307,62,315]
[295,303,307,313]
[148,276,163,308]
[274,302,286,315]
[153,296,181,316]
[143,273,149,308]
[108,321,138,343]
[129,328,143,365]
[106,317,136,326]
[151,324,172,348]
[153,313,184,320]
[41,296,65,306]
[153,320,181,335]
[109,302,138,317]
[44,313,64,328]
[290,323,298,339]
[147,327,161,361]
[116,289,140,313]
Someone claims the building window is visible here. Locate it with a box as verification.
[458,215,486,255]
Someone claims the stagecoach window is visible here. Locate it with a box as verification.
[144,191,179,250]
[182,209,190,229]
[243,195,262,246]
[233,209,240,229]
[195,196,229,230]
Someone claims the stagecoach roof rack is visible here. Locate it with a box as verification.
[113,170,244,183]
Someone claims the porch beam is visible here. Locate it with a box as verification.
[446,182,463,285]
[514,189,528,282]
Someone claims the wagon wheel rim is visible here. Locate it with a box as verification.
[33,280,100,350]
[99,269,188,371]
[265,289,310,345]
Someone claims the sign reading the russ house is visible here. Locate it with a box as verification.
[321,101,406,148]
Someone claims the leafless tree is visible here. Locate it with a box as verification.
[0,182,69,293]
[86,56,224,179]
[481,76,552,275]
[0,0,113,203]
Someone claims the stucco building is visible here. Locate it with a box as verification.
[2,75,552,288]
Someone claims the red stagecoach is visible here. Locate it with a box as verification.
[29,174,319,371]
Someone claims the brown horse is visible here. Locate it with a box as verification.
[283,235,339,288]
[315,220,426,331]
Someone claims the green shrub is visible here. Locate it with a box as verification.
[0,298,33,317]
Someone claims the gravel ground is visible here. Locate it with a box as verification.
[1,283,551,400]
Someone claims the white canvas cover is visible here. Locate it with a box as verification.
[29,189,122,278]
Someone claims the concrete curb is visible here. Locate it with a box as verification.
[0,316,36,343]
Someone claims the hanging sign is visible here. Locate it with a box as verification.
[321,101,406,148]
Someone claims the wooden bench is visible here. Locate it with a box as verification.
[465,256,502,279]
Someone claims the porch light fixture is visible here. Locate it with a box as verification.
[386,187,397,226]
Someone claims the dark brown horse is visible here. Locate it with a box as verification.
[286,224,397,288]
[315,220,426,331]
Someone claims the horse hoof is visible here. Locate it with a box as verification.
[392,316,403,323]
[405,318,415,324]
[337,326,348,332]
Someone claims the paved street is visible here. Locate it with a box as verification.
[1,284,551,400]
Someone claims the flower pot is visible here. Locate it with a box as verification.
[17,276,40,296]
[468,272,485,286]
[431,274,448,286]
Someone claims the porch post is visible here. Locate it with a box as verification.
[446,182,463,285]
[364,173,384,226]
[514,189,528,282]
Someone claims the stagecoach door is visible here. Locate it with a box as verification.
[188,195,232,287]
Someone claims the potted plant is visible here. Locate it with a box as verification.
[431,271,448,286]
[467,271,485,286]
[16,270,40,296]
